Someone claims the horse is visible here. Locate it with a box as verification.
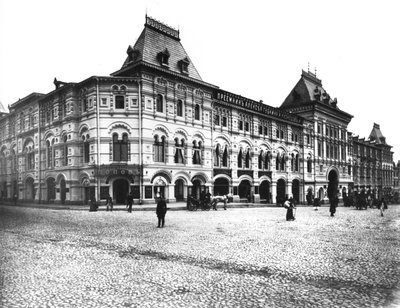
[210,195,227,210]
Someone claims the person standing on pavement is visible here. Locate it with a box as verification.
[156,194,167,228]
[329,195,339,217]
[126,192,133,213]
[106,194,113,211]
[284,197,295,221]
[313,197,320,211]
[379,197,387,217]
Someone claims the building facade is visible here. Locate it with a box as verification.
[0,16,395,205]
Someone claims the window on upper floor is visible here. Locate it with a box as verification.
[192,141,202,165]
[63,135,68,166]
[239,121,243,131]
[156,95,164,113]
[178,57,190,74]
[222,147,229,167]
[215,115,220,126]
[82,134,90,163]
[154,135,166,163]
[115,96,125,109]
[245,149,250,168]
[222,117,227,127]
[174,138,185,164]
[194,104,200,121]
[238,148,243,168]
[307,156,312,173]
[177,100,183,117]
[157,49,170,66]
[245,122,249,132]
[112,133,130,162]
[214,144,220,167]
[258,126,263,135]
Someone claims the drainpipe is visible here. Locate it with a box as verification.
[96,78,101,202]
[37,103,41,203]
[138,78,142,204]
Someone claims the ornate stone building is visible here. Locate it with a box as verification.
[0,16,395,205]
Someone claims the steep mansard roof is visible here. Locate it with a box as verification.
[369,123,389,146]
[116,16,202,81]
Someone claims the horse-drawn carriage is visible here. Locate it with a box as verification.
[187,194,227,211]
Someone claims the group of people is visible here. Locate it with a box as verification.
[283,193,388,220]
[88,192,168,228]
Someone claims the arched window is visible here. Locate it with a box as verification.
[214,144,220,167]
[177,100,183,117]
[192,141,202,165]
[0,151,6,175]
[156,94,163,113]
[307,156,312,173]
[222,146,229,167]
[265,151,270,170]
[112,133,130,162]
[83,134,90,163]
[46,140,52,168]
[154,135,166,162]
[258,151,264,169]
[27,147,34,170]
[174,138,185,163]
[276,153,280,171]
[63,135,68,166]
[280,153,286,171]
[194,104,200,120]
[238,148,243,168]
[291,154,295,171]
[295,154,299,172]
[121,133,129,161]
[245,149,250,168]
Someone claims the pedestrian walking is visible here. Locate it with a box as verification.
[313,197,320,211]
[329,195,339,217]
[106,194,113,211]
[156,194,167,228]
[126,192,133,213]
[284,197,295,221]
[379,197,387,217]
[89,196,98,212]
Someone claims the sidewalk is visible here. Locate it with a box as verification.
[0,201,287,211]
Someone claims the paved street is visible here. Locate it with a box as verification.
[0,205,399,308]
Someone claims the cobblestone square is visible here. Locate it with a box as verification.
[0,205,399,308]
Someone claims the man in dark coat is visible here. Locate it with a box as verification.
[156,196,167,228]
[126,193,133,213]
[330,195,339,217]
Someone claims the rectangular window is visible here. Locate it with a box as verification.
[245,122,249,132]
[264,126,268,135]
[115,96,125,109]
[320,165,323,172]
[131,98,138,107]
[318,142,322,157]
[258,125,263,135]
[317,124,321,134]
[306,135,310,144]
[222,117,227,127]
[280,130,284,139]
[101,98,107,106]
[239,120,243,130]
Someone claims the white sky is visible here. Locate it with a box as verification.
[1,0,399,160]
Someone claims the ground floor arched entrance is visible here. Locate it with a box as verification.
[260,181,270,203]
[292,179,300,203]
[192,180,202,199]
[174,179,185,201]
[276,179,286,204]
[214,178,229,196]
[239,180,251,201]
[47,178,56,202]
[25,177,35,201]
[60,178,66,204]
[113,179,129,204]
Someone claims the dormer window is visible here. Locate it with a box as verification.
[157,48,170,66]
[126,46,140,63]
[178,57,190,74]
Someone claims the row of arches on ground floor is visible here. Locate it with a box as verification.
[4,169,342,205]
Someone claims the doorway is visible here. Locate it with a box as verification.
[113,179,129,204]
